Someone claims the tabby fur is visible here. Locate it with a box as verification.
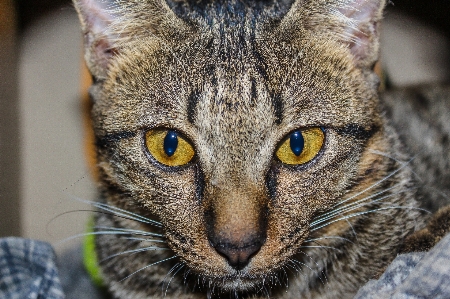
[72,0,435,298]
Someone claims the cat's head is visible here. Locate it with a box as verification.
[75,0,388,294]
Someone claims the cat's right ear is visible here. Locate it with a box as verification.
[73,0,117,79]
[74,0,193,79]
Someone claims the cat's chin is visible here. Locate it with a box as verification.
[180,255,294,295]
[193,272,280,294]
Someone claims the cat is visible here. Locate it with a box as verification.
[71,0,443,298]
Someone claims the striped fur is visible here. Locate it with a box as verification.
[71,0,439,298]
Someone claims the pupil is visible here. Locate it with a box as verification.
[290,131,304,156]
[164,131,178,157]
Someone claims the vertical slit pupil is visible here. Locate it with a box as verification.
[290,131,304,156]
[164,131,178,157]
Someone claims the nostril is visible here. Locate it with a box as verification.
[214,241,263,270]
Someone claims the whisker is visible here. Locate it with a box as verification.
[281,267,289,288]
[46,209,96,237]
[285,259,311,283]
[311,205,429,232]
[299,245,341,251]
[183,268,191,287]
[68,196,163,227]
[310,189,411,227]
[94,226,165,238]
[298,250,329,286]
[369,149,421,179]
[101,245,170,262]
[330,157,415,209]
[284,261,301,275]
[119,255,178,282]
[345,218,357,238]
[56,230,146,245]
[311,188,415,227]
[120,237,166,243]
[164,263,185,297]
[304,236,354,244]
[290,257,326,287]
[315,182,401,223]
[93,201,162,227]
[162,263,181,294]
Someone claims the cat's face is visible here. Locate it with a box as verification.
[92,25,381,288]
[75,0,401,296]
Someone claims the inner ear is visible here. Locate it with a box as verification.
[74,0,118,78]
[337,0,384,65]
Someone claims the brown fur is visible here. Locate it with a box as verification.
[72,0,434,298]
[400,205,450,253]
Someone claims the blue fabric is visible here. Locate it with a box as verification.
[354,233,450,299]
[0,238,64,299]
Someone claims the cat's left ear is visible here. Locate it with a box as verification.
[337,0,385,67]
[282,0,386,69]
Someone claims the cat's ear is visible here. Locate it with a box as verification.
[73,0,117,79]
[283,0,386,68]
[336,0,385,67]
[73,0,191,79]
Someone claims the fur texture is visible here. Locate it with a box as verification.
[72,0,439,298]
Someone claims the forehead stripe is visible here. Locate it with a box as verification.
[187,90,201,124]
[271,93,284,125]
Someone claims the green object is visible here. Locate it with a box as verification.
[83,217,105,287]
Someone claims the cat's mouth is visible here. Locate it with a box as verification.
[177,248,306,295]
[164,224,311,292]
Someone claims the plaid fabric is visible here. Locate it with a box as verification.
[0,238,64,299]
[354,233,450,299]
[2,234,450,298]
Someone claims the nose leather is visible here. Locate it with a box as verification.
[212,237,264,270]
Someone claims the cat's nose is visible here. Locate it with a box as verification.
[203,185,269,270]
[211,236,264,270]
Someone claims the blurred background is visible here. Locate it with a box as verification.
[0,0,449,254]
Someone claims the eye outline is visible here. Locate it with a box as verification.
[274,127,326,169]
[141,127,197,171]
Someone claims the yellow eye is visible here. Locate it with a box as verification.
[145,129,195,167]
[275,127,324,165]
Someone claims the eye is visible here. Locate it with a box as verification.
[145,129,195,167]
[275,127,324,165]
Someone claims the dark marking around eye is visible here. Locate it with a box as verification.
[290,131,304,156]
[164,131,178,157]
[272,93,283,125]
[187,90,200,124]
[96,131,136,148]
[336,124,379,140]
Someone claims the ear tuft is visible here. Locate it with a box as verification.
[73,0,192,79]
[336,0,385,66]
[74,0,118,79]
[281,0,386,69]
